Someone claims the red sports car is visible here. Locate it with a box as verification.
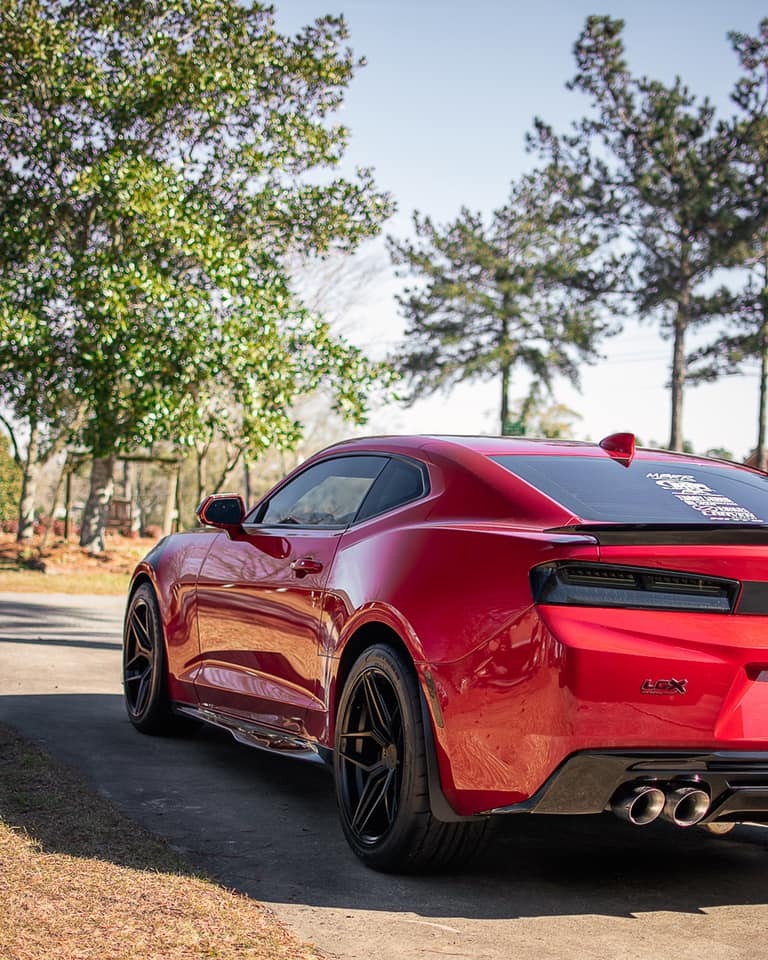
[123,433,768,871]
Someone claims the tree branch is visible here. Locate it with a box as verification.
[0,412,22,465]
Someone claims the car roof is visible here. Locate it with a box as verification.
[314,434,754,471]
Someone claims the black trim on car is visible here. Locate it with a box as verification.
[245,452,430,530]
[531,561,740,614]
[175,703,327,763]
[487,749,768,823]
[736,582,768,615]
[352,454,429,525]
[546,523,768,546]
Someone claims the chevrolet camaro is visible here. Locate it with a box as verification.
[123,433,768,871]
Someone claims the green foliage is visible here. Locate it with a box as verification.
[705,447,736,462]
[0,431,21,521]
[507,385,582,439]
[687,21,768,468]
[531,16,744,450]
[0,0,394,468]
[388,167,618,431]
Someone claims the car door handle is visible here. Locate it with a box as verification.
[290,557,324,576]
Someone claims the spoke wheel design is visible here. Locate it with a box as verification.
[334,643,489,873]
[337,667,404,845]
[124,595,156,720]
[122,583,180,735]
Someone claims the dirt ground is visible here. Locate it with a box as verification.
[0,531,157,577]
[0,532,158,593]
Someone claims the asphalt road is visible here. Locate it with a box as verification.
[1,591,767,960]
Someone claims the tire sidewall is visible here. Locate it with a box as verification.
[123,583,167,730]
[334,644,427,870]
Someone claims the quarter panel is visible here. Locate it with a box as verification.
[324,519,600,808]
[327,519,768,816]
[426,565,768,815]
[328,520,598,664]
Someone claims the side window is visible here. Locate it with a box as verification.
[257,456,387,527]
[356,457,427,522]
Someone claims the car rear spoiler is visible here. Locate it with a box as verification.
[544,523,768,546]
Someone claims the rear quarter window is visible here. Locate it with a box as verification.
[355,457,427,523]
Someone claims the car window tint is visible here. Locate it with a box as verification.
[492,455,768,524]
[356,457,426,522]
[259,456,387,527]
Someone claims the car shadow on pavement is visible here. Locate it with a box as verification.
[0,636,122,651]
[0,595,124,623]
[0,596,125,648]
[1,691,766,923]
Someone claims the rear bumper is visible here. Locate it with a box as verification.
[487,749,768,823]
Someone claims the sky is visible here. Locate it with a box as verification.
[275,1,768,458]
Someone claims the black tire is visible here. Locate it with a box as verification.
[334,643,489,873]
[122,582,181,735]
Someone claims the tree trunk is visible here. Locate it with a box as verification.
[244,460,251,508]
[758,331,768,472]
[63,467,72,540]
[39,457,67,551]
[162,464,180,536]
[136,467,146,536]
[211,446,245,494]
[499,305,511,435]
[757,251,768,472]
[17,422,40,541]
[195,447,206,505]
[79,456,115,553]
[668,298,689,452]
[123,459,141,535]
[500,362,511,435]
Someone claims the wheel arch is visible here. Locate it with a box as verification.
[127,568,155,602]
[333,620,412,719]
[126,560,173,628]
[331,618,473,824]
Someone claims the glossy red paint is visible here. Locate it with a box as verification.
[132,530,218,702]
[126,435,768,821]
[195,527,339,735]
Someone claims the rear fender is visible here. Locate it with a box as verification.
[329,607,474,821]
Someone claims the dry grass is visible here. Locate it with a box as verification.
[0,569,130,594]
[0,725,323,960]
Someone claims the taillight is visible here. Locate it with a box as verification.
[530,562,738,613]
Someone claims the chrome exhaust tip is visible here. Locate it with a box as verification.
[661,785,710,827]
[611,783,666,825]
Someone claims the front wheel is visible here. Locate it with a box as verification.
[123,582,179,735]
[334,644,488,873]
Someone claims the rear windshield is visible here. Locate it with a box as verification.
[491,455,768,524]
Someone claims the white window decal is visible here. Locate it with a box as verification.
[645,472,760,522]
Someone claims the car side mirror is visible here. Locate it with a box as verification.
[196,494,245,529]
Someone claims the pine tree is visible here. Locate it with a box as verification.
[388,168,618,433]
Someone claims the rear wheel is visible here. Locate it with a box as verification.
[334,644,488,873]
[123,582,180,735]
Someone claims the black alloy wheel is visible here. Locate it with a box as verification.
[123,582,177,734]
[334,644,489,873]
[336,664,405,845]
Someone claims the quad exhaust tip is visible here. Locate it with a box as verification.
[661,785,710,827]
[611,781,710,827]
[611,783,666,825]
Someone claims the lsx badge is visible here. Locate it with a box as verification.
[641,678,688,696]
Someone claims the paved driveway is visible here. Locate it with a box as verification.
[1,591,767,960]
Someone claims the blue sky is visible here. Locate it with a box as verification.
[276,2,768,456]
